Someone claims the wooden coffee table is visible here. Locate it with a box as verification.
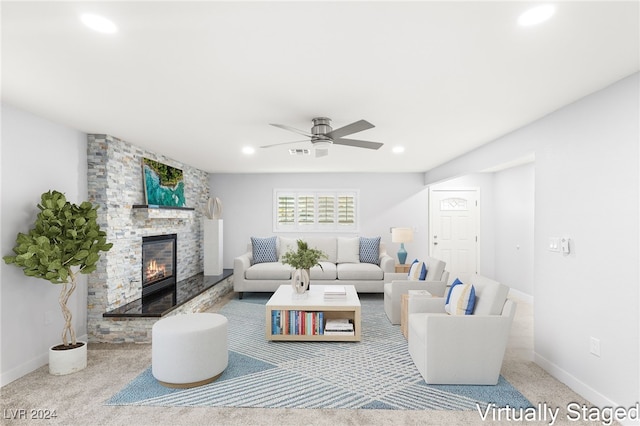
[265,285,361,342]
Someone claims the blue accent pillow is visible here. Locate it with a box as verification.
[445,278,476,315]
[408,259,428,280]
[445,278,464,305]
[251,236,277,264]
[359,236,381,264]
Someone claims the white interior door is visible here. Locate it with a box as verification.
[429,189,479,284]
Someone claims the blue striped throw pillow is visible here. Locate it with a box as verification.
[407,259,428,280]
[445,278,476,315]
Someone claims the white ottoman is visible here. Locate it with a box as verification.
[152,313,228,388]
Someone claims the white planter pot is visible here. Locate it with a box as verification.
[49,341,87,375]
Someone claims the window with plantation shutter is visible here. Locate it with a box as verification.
[338,195,356,225]
[297,195,315,224]
[317,196,335,224]
[277,195,295,226]
[274,190,358,232]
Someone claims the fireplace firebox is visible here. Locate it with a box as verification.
[142,234,177,299]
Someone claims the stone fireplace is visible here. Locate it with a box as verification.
[86,134,232,343]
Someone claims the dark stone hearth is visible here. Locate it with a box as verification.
[103,269,233,318]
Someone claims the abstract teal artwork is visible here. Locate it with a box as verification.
[142,158,186,207]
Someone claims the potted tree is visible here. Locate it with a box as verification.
[281,240,326,295]
[3,190,112,375]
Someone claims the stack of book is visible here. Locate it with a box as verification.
[324,318,354,336]
[324,286,347,300]
[271,310,324,335]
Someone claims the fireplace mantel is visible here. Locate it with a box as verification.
[132,205,195,219]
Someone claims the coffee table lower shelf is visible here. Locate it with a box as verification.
[265,285,361,342]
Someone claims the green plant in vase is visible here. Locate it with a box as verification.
[281,240,327,293]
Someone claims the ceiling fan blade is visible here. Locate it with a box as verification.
[260,139,309,149]
[270,123,313,138]
[326,119,374,139]
[332,138,383,150]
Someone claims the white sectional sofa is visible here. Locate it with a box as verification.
[233,236,395,298]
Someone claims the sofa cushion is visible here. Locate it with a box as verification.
[310,262,337,280]
[337,263,384,280]
[245,262,292,280]
[251,236,277,264]
[277,236,298,261]
[445,278,476,315]
[408,259,427,280]
[304,237,337,263]
[337,237,360,263]
[359,236,381,264]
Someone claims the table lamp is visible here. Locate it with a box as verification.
[391,227,413,265]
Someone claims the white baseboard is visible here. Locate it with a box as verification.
[0,333,89,388]
[0,353,48,387]
[534,352,639,426]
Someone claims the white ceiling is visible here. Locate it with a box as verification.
[2,1,638,174]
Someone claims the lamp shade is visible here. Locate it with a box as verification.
[391,227,413,243]
[391,227,413,265]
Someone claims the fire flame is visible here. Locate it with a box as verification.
[146,259,166,282]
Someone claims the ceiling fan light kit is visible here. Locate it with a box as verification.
[264,117,384,157]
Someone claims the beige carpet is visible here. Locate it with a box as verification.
[0,292,592,425]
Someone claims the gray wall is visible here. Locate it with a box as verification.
[493,163,535,297]
[209,173,430,268]
[425,73,639,408]
[1,103,88,386]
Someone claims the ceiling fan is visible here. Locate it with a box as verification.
[262,117,383,157]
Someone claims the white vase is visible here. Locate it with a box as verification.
[49,341,87,375]
[291,269,310,295]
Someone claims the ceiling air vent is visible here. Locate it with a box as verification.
[289,149,311,156]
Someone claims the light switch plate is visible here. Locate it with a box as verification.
[548,237,561,252]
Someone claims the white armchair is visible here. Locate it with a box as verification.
[407,275,516,385]
[383,256,449,324]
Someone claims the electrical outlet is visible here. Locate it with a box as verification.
[590,337,601,357]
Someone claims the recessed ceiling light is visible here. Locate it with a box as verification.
[242,147,255,155]
[80,13,118,34]
[392,146,405,154]
[518,5,555,26]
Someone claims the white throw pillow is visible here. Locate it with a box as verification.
[337,237,360,263]
[278,237,298,261]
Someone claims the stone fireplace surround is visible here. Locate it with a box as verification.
[86,134,231,343]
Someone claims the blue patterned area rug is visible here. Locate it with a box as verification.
[106,294,532,410]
